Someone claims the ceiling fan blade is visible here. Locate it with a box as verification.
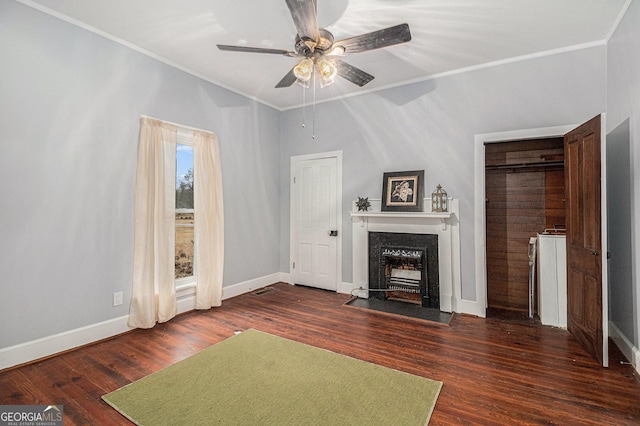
[275,67,298,88]
[285,0,319,42]
[334,60,374,87]
[333,23,411,54]
[217,44,297,57]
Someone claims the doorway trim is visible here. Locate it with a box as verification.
[289,150,343,291]
[473,124,577,318]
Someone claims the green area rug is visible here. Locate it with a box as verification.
[102,329,442,425]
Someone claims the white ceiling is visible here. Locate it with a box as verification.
[22,0,629,110]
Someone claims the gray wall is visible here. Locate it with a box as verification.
[607,0,640,349]
[0,1,281,348]
[280,47,606,301]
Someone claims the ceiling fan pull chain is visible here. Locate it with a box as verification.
[312,71,316,140]
[301,86,306,128]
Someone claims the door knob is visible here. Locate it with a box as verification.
[328,230,338,237]
[591,251,598,256]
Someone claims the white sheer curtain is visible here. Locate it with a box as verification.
[129,118,178,328]
[193,130,224,309]
[128,118,224,329]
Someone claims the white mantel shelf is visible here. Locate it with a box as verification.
[351,211,452,218]
[351,210,453,229]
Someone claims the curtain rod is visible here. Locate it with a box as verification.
[140,114,215,136]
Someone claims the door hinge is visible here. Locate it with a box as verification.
[293,176,296,184]
[292,261,295,269]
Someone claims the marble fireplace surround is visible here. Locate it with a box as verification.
[351,198,461,313]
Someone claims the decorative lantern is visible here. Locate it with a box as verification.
[431,185,448,212]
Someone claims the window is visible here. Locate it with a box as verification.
[129,116,224,328]
[175,142,194,282]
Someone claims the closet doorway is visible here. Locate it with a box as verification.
[484,138,565,317]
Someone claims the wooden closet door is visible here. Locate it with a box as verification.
[564,115,606,366]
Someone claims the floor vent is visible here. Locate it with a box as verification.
[251,287,276,296]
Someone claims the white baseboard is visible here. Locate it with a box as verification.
[278,272,290,284]
[222,272,286,300]
[458,298,485,318]
[337,281,360,297]
[287,279,358,297]
[609,321,640,375]
[0,315,132,372]
[0,273,288,371]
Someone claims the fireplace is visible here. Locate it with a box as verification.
[369,232,439,309]
[351,197,459,314]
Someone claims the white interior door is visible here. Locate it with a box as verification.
[290,155,339,291]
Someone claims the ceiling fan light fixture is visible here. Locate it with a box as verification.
[317,58,337,86]
[326,45,345,56]
[319,76,335,88]
[293,58,314,82]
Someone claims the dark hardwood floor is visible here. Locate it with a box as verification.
[1,282,639,425]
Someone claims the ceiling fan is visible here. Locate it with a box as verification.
[217,0,411,89]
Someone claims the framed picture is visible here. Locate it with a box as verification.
[381,170,424,212]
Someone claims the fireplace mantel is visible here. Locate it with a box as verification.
[351,210,453,230]
[351,198,461,313]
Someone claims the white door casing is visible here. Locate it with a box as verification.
[474,119,608,366]
[474,124,577,318]
[290,152,342,291]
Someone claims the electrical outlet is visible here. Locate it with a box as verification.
[113,291,123,307]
